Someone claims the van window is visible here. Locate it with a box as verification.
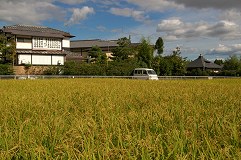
[147,70,156,75]
[136,70,142,74]
[143,70,147,75]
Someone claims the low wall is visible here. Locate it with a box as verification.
[13,66,50,75]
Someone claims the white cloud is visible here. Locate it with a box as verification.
[208,44,241,56]
[65,6,95,25]
[0,0,94,25]
[170,0,241,10]
[91,0,120,6]
[110,8,148,22]
[220,9,241,24]
[0,0,64,24]
[157,18,184,31]
[157,18,241,41]
[58,0,86,5]
[126,0,183,12]
[96,25,107,32]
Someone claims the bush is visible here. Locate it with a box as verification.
[0,64,14,75]
[106,59,145,76]
[186,68,209,76]
[63,59,144,76]
[63,61,106,76]
[43,66,64,75]
[218,70,240,76]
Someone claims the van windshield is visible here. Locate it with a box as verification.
[147,70,156,75]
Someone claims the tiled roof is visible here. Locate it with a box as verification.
[2,25,74,38]
[16,49,73,55]
[70,39,118,48]
[187,55,222,69]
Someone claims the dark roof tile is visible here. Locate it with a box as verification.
[3,25,74,38]
[187,55,222,69]
[16,49,73,55]
[70,39,118,48]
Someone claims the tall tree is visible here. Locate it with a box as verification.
[159,47,187,76]
[88,45,107,64]
[0,34,16,64]
[155,37,164,56]
[214,59,224,65]
[223,55,240,71]
[172,46,181,56]
[137,38,154,68]
[111,37,133,61]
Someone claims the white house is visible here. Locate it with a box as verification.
[1,25,74,66]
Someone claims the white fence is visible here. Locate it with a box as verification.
[0,75,239,80]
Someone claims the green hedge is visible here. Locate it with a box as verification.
[62,59,145,76]
[0,64,14,75]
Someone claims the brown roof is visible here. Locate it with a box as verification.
[70,39,118,48]
[16,49,73,55]
[2,25,74,38]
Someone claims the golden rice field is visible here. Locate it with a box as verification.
[0,78,240,159]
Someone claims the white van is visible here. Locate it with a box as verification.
[132,68,158,80]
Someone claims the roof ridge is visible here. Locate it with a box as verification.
[17,24,47,28]
[3,24,74,38]
[6,24,48,29]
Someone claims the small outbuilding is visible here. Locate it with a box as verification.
[187,54,222,72]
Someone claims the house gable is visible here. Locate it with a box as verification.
[1,25,75,67]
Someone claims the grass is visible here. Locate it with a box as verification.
[0,78,240,159]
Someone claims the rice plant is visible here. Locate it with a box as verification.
[0,78,240,159]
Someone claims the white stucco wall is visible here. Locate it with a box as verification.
[18,54,32,64]
[16,42,32,49]
[62,38,70,48]
[18,54,65,65]
[32,55,52,65]
[52,55,64,65]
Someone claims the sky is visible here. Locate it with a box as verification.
[1,0,241,60]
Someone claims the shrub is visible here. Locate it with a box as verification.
[43,66,64,75]
[63,59,144,76]
[0,64,14,75]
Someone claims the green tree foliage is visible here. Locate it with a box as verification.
[220,55,241,76]
[63,59,144,76]
[137,38,154,68]
[214,59,224,65]
[43,66,64,75]
[0,34,16,64]
[155,37,164,56]
[88,45,107,64]
[0,34,15,75]
[63,61,106,75]
[159,47,187,76]
[111,37,133,61]
[106,58,145,76]
[223,55,240,71]
[186,68,209,76]
[0,64,14,75]
[152,56,161,75]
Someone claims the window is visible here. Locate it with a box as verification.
[17,37,31,43]
[147,70,156,75]
[33,37,61,50]
[137,70,142,74]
